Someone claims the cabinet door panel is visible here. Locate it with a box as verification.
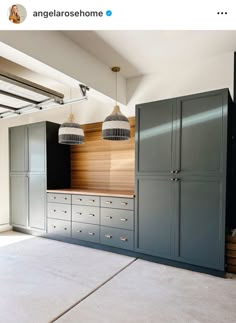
[178,179,224,270]
[10,175,28,227]
[177,93,224,174]
[29,175,46,230]
[9,126,27,172]
[136,99,175,173]
[28,123,46,173]
[136,178,174,257]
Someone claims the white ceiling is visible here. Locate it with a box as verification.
[63,30,236,79]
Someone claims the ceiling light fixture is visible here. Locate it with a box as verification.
[102,67,130,141]
[58,85,89,145]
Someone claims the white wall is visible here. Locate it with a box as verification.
[0,31,127,104]
[127,52,234,114]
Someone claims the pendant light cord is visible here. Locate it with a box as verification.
[115,71,117,106]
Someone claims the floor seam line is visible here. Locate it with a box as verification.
[50,257,138,322]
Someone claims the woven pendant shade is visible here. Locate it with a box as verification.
[58,113,84,145]
[102,66,130,141]
[102,105,130,140]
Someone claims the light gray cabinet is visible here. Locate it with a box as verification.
[28,123,46,173]
[136,89,233,273]
[28,175,46,230]
[9,122,71,232]
[9,126,27,173]
[10,175,28,227]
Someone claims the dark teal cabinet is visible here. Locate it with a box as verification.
[136,89,233,273]
[177,178,224,270]
[136,99,175,174]
[9,122,70,232]
[136,177,175,258]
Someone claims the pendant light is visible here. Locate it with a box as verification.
[58,85,88,145]
[102,67,130,141]
[58,112,84,145]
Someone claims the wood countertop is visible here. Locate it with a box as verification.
[47,188,135,198]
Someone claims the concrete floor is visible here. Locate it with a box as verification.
[1,231,236,323]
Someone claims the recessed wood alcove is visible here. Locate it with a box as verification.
[70,117,135,193]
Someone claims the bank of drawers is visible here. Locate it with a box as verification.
[47,192,134,251]
[100,196,134,250]
[47,193,72,237]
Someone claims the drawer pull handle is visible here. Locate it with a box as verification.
[52,197,56,200]
[106,216,112,219]
[121,202,128,206]
[105,201,112,204]
[52,210,56,212]
[77,230,82,233]
[62,211,67,213]
[53,225,56,228]
[77,198,82,201]
[120,218,128,222]
[88,232,95,235]
[89,214,95,217]
[89,199,95,203]
[64,197,67,200]
[76,212,82,215]
[105,234,112,239]
[64,228,67,230]
[120,237,128,242]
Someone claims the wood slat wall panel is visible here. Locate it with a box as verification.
[71,117,135,192]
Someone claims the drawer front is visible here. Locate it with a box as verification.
[47,218,71,237]
[101,196,134,210]
[72,222,100,243]
[47,203,71,221]
[72,195,100,207]
[101,208,133,230]
[100,227,134,250]
[47,193,71,204]
[72,205,99,224]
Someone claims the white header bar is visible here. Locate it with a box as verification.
[0,0,236,30]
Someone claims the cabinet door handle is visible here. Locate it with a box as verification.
[52,196,56,200]
[52,210,56,212]
[76,212,82,215]
[88,232,95,236]
[61,211,67,213]
[64,227,67,230]
[88,214,95,217]
[171,170,180,174]
[53,225,56,228]
[89,199,95,203]
[170,178,175,181]
[174,178,180,181]
[105,201,112,204]
[121,202,128,206]
[77,198,82,201]
[77,230,82,233]
[120,237,128,242]
[105,234,112,239]
[106,216,112,219]
[120,218,128,222]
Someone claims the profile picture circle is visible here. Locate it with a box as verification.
[9,4,27,24]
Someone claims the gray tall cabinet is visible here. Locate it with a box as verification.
[9,121,70,232]
[135,89,235,273]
